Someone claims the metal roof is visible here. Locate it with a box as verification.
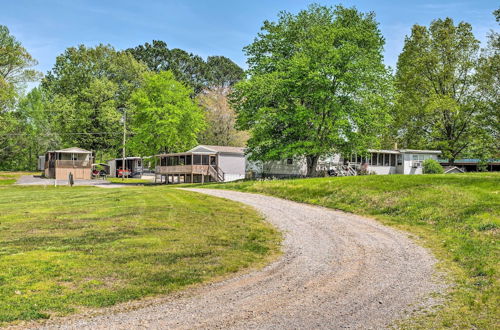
[398,149,442,154]
[189,145,245,154]
[48,147,92,154]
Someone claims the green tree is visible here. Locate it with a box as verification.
[0,25,40,92]
[197,87,248,147]
[205,56,244,88]
[127,41,207,94]
[394,18,488,163]
[127,41,244,94]
[128,71,205,156]
[41,44,147,154]
[0,25,40,169]
[198,56,246,146]
[473,10,500,159]
[233,4,392,176]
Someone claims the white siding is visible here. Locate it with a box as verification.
[367,165,397,175]
[38,156,45,171]
[218,153,246,178]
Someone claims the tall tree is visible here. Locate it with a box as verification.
[232,4,392,176]
[41,44,147,154]
[205,56,244,88]
[198,56,246,146]
[128,71,205,156]
[473,9,500,159]
[127,41,207,94]
[394,18,486,162]
[0,25,40,169]
[127,41,244,94]
[0,25,40,90]
[197,88,248,147]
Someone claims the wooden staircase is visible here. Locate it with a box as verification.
[331,165,358,176]
[208,165,225,182]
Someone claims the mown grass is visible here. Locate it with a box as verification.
[204,173,499,328]
[0,172,40,185]
[107,177,153,184]
[0,183,280,325]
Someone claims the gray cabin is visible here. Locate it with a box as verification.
[155,145,246,184]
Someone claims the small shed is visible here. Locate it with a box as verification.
[444,166,465,174]
[107,157,143,178]
[43,147,93,180]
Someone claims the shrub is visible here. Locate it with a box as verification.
[423,159,444,174]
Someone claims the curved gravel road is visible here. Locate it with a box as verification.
[27,188,442,329]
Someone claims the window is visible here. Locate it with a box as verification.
[371,153,377,166]
[390,154,396,166]
[412,154,418,161]
[397,155,402,166]
[202,155,209,165]
[193,155,201,165]
[286,158,293,165]
[160,157,166,166]
[137,160,142,167]
[418,154,425,161]
[384,154,390,166]
[186,155,192,165]
[210,156,217,166]
[179,155,185,166]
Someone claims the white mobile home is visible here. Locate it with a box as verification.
[346,149,442,175]
[248,149,441,178]
[246,154,342,178]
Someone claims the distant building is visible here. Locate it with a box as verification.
[42,147,93,180]
[439,158,500,172]
[155,145,246,184]
[348,149,442,175]
[247,149,442,178]
[107,157,144,178]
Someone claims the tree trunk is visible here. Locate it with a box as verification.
[306,155,319,177]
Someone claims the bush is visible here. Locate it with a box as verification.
[423,159,444,174]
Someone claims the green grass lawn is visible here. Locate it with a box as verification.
[107,177,154,184]
[0,183,280,325]
[0,172,40,185]
[204,173,499,328]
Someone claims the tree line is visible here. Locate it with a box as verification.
[0,4,498,174]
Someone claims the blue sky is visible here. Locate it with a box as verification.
[2,0,499,76]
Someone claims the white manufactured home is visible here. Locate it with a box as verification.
[155,145,246,184]
[348,149,442,175]
[247,149,441,178]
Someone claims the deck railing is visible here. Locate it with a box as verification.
[45,160,92,168]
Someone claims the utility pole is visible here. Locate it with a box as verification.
[121,108,126,181]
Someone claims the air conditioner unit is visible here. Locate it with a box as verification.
[412,161,421,168]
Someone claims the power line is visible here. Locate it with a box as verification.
[0,132,134,137]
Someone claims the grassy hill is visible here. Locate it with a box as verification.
[209,173,499,328]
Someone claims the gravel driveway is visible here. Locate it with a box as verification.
[24,188,442,329]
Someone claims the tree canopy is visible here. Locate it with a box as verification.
[233,4,392,175]
[394,18,494,162]
[0,25,41,169]
[127,40,244,94]
[41,44,147,154]
[128,71,205,156]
